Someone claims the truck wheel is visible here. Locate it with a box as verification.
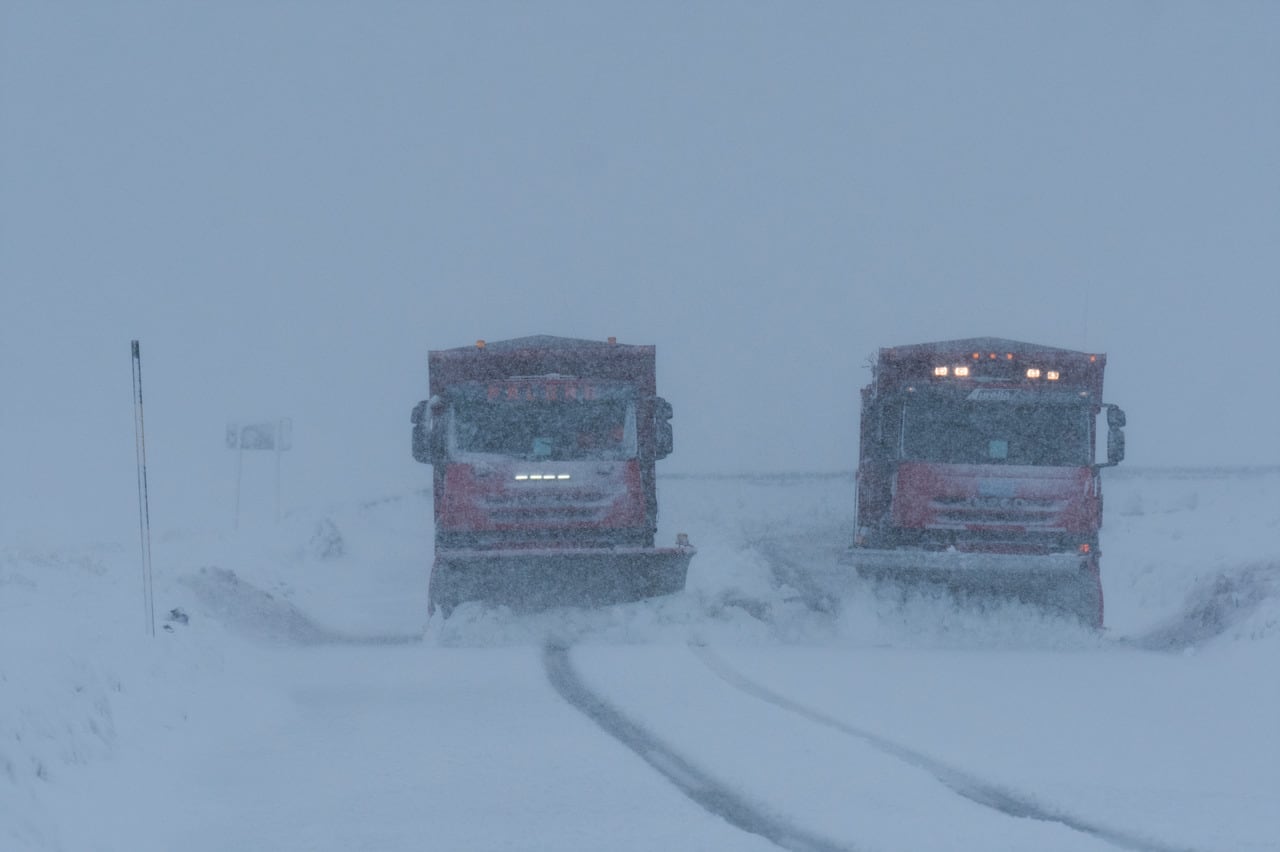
[428,569,457,620]
[429,592,455,620]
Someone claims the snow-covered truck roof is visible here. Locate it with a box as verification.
[872,337,1107,400]
[428,336,657,398]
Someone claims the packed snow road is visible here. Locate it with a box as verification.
[556,639,1247,852]
[545,641,851,852]
[4,470,1279,850]
[550,639,1189,852]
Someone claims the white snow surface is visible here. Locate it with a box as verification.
[3,469,1279,851]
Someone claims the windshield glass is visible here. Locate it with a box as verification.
[449,399,638,461]
[901,399,1091,466]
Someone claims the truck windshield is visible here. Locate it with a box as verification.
[449,399,638,461]
[901,399,1091,466]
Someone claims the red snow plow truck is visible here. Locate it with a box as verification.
[843,338,1126,626]
[411,335,694,616]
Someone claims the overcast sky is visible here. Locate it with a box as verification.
[3,2,1278,540]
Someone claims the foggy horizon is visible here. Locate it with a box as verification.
[4,2,1278,541]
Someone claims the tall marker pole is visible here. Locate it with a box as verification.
[131,341,156,637]
[234,439,243,530]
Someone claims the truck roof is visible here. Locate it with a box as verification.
[433,335,630,354]
[882,337,1100,361]
[874,337,1107,400]
[428,335,657,397]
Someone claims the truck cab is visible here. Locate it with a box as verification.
[412,336,690,616]
[848,337,1126,626]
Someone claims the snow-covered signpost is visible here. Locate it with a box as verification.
[226,418,292,528]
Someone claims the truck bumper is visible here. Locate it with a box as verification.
[429,543,695,616]
[841,548,1087,578]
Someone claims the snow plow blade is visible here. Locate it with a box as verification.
[428,544,695,616]
[839,548,1103,626]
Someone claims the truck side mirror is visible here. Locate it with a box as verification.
[654,397,674,460]
[411,400,432,464]
[1101,404,1126,467]
[411,396,447,464]
[1107,425,1126,466]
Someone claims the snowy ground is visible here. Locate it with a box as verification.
[3,469,1278,851]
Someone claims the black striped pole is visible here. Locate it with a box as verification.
[131,341,156,637]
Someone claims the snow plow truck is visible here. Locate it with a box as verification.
[843,337,1126,626]
[411,335,694,617]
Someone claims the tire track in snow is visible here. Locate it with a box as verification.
[692,643,1197,852]
[543,641,856,852]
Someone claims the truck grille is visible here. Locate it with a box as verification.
[930,496,1064,529]
[483,491,612,524]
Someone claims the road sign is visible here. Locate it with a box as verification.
[226,419,293,451]
[227,418,293,526]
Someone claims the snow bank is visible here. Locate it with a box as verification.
[3,468,1278,849]
[2,549,123,850]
